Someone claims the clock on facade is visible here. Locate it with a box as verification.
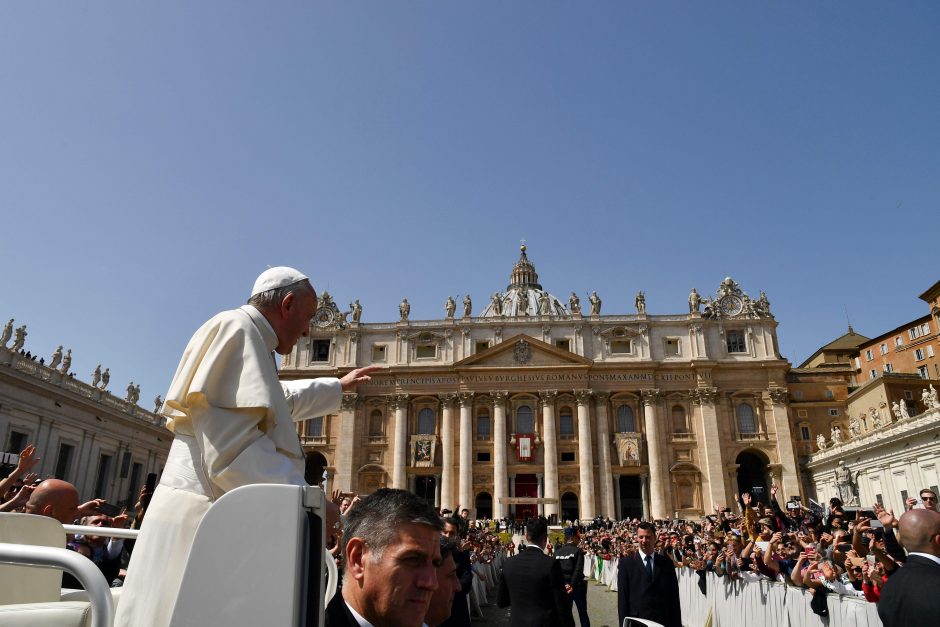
[719,295,744,317]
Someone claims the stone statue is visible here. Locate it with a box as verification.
[635,291,646,315]
[49,345,63,370]
[569,292,581,315]
[869,407,881,429]
[538,291,551,315]
[835,461,857,505]
[60,349,71,374]
[445,296,456,319]
[92,365,102,388]
[900,398,909,419]
[517,289,529,316]
[930,384,939,409]
[0,319,12,348]
[816,433,827,451]
[891,402,902,422]
[849,415,861,438]
[688,289,701,314]
[350,300,362,323]
[135,383,141,403]
[830,425,843,445]
[154,395,163,413]
[589,291,602,316]
[462,294,472,318]
[757,291,772,317]
[126,382,137,402]
[490,293,503,316]
[399,298,410,321]
[11,325,27,352]
[100,367,110,390]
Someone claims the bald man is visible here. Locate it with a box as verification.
[877,508,940,627]
[24,479,102,524]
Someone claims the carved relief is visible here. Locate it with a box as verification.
[513,339,532,364]
[341,393,360,410]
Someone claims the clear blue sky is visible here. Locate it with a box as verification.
[2,2,938,403]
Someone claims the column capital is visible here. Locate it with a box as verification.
[640,388,661,405]
[492,390,509,404]
[767,387,788,405]
[438,393,457,406]
[689,387,718,406]
[574,389,593,406]
[593,391,610,404]
[340,393,360,410]
[457,391,475,407]
[539,390,558,406]
[389,393,410,409]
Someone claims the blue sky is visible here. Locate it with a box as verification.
[1,2,938,403]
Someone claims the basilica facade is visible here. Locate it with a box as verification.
[281,246,801,521]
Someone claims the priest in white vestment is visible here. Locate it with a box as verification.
[115,267,377,627]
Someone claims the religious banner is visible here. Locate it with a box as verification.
[516,434,534,462]
[410,435,437,468]
[614,433,641,466]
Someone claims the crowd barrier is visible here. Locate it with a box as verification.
[583,554,884,627]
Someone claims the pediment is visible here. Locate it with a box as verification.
[454,334,593,369]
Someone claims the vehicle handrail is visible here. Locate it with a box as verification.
[63,524,140,540]
[0,542,114,627]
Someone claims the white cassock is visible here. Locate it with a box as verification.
[114,305,342,627]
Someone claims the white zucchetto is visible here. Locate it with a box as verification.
[250,266,309,298]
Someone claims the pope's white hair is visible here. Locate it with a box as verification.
[247,279,313,309]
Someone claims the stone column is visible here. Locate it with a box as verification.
[691,387,728,508]
[767,387,801,500]
[458,392,474,512]
[536,472,544,516]
[391,394,409,489]
[439,394,456,511]
[434,475,442,508]
[333,393,360,492]
[539,391,560,518]
[642,389,667,519]
[612,473,622,520]
[641,473,650,520]
[574,390,596,520]
[493,391,509,520]
[593,392,615,519]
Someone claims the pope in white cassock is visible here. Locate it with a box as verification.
[115,267,378,627]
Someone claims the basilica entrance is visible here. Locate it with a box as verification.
[618,475,644,520]
[736,450,769,502]
[415,476,436,506]
[475,492,493,519]
[560,492,579,522]
[513,474,538,520]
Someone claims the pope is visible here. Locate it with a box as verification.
[115,267,379,627]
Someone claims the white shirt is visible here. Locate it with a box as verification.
[638,549,654,576]
[346,602,375,627]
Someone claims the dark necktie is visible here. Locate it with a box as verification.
[645,555,653,578]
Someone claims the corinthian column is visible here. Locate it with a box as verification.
[593,392,615,519]
[391,394,409,489]
[458,392,474,512]
[492,391,509,519]
[767,387,801,500]
[575,390,596,520]
[692,387,728,508]
[540,390,559,518]
[439,393,456,511]
[333,393,360,492]
[642,389,667,519]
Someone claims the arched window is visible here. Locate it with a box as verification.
[672,405,688,434]
[617,405,635,433]
[369,410,383,436]
[477,410,491,440]
[309,416,324,437]
[417,408,435,435]
[516,405,534,434]
[559,408,574,437]
[737,403,757,434]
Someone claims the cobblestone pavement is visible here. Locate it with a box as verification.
[477,579,619,627]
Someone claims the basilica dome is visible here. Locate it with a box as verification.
[479,245,570,318]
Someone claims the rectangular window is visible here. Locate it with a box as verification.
[910,328,919,341]
[94,454,112,500]
[311,340,330,362]
[828,409,840,417]
[475,341,489,354]
[905,390,914,400]
[869,369,877,380]
[416,344,436,359]
[854,357,861,369]
[7,431,27,454]
[865,349,874,361]
[476,452,491,462]
[917,365,929,379]
[915,348,925,361]
[793,391,804,400]
[880,343,888,355]
[559,414,574,436]
[664,338,680,356]
[797,409,808,417]
[477,415,491,439]
[561,451,576,462]
[555,339,570,352]
[928,345,935,357]
[825,390,834,399]
[54,443,74,480]
[800,426,811,440]
[895,336,903,347]
[309,416,324,437]
[884,363,894,373]
[922,323,931,335]
[726,330,747,353]
[611,340,632,354]
[371,344,386,362]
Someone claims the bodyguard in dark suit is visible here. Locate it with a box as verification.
[497,517,575,627]
[878,508,940,627]
[554,527,589,627]
[440,517,472,627]
[617,521,681,627]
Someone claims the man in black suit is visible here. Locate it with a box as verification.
[617,521,681,627]
[878,508,940,627]
[497,516,574,627]
[439,516,473,627]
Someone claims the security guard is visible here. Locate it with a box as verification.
[554,527,590,627]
